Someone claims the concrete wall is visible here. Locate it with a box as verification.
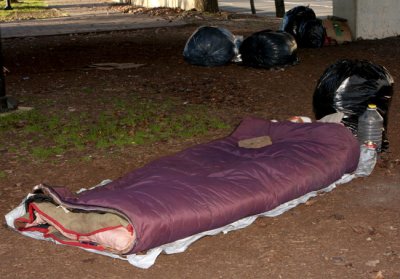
[333,0,400,39]
[130,0,196,10]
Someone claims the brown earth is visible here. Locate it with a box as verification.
[1,15,400,279]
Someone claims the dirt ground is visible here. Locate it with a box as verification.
[1,15,400,279]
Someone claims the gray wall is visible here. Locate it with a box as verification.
[333,0,400,39]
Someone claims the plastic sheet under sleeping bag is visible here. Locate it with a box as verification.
[7,117,360,267]
[313,59,394,150]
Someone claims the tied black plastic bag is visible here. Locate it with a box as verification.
[281,6,316,38]
[239,30,298,69]
[297,18,326,48]
[313,59,394,150]
[281,6,325,48]
[183,26,236,67]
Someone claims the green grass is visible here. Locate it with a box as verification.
[0,0,63,22]
[0,97,230,160]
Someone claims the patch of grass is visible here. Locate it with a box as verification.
[81,155,93,162]
[0,97,231,160]
[0,0,64,22]
[0,170,6,179]
[31,146,64,160]
[82,87,94,94]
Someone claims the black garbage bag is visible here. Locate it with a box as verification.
[281,6,316,39]
[0,95,18,112]
[281,6,325,48]
[239,30,298,69]
[183,26,236,67]
[297,18,326,48]
[313,59,394,150]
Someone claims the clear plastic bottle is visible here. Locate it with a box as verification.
[355,142,377,177]
[357,104,384,151]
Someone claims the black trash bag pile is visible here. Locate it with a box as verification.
[239,30,298,69]
[281,5,316,35]
[281,6,326,48]
[297,18,326,48]
[313,59,394,150]
[183,26,236,67]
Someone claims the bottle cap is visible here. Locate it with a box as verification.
[368,104,377,109]
[364,141,377,149]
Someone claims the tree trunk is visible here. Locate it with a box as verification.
[274,0,285,17]
[250,0,256,14]
[0,31,7,110]
[195,0,219,13]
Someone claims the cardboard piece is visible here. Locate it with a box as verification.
[238,136,272,149]
[323,16,352,45]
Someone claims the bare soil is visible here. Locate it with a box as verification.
[1,15,400,278]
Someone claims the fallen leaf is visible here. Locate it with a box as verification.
[305,199,317,206]
[331,213,345,220]
[375,271,384,279]
[365,259,380,267]
[331,256,345,265]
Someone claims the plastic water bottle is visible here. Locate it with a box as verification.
[354,142,377,177]
[357,104,384,151]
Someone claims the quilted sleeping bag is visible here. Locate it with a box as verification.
[14,117,360,255]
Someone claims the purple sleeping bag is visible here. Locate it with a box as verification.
[16,117,360,255]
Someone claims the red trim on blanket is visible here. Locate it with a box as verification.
[16,202,133,252]
[17,225,105,251]
[127,224,133,234]
[43,233,106,251]
[28,203,36,223]
[29,203,128,237]
[15,205,37,224]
